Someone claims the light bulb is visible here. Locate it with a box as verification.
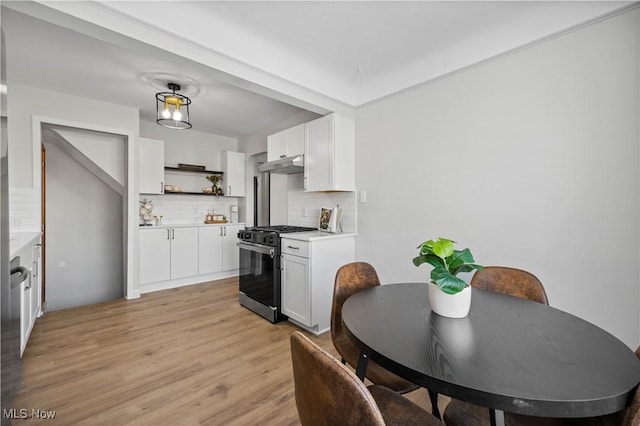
[161,107,171,119]
[172,109,182,121]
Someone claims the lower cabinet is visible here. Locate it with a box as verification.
[13,235,41,356]
[281,235,355,334]
[140,224,243,289]
[281,252,310,324]
[139,227,198,284]
[198,224,243,274]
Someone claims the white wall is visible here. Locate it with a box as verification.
[45,142,123,311]
[355,9,639,348]
[140,119,237,171]
[7,84,139,189]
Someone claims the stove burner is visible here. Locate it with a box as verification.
[251,225,317,233]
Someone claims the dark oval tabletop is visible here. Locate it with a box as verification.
[342,283,640,418]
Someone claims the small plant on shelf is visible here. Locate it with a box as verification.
[206,174,223,196]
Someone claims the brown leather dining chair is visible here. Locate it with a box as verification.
[290,330,444,426]
[332,262,443,418]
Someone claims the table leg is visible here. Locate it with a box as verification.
[489,409,506,426]
[355,353,368,381]
[428,390,441,420]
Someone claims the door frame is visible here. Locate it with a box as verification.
[32,115,139,300]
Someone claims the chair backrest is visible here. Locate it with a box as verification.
[470,266,549,305]
[331,262,381,345]
[623,347,640,426]
[290,331,386,426]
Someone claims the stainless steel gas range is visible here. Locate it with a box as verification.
[237,225,317,323]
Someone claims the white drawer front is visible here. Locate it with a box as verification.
[281,239,310,257]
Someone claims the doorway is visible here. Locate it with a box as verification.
[41,125,125,311]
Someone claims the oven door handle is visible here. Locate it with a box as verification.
[237,242,275,258]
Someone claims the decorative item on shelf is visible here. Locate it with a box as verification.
[412,237,483,318]
[153,215,163,226]
[139,199,154,226]
[156,83,192,130]
[204,210,228,224]
[206,174,224,197]
[177,163,205,171]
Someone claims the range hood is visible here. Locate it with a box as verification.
[258,155,304,174]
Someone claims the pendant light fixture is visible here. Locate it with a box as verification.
[156,83,192,130]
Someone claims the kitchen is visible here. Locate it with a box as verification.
[2,1,639,423]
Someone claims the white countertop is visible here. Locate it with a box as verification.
[139,223,246,229]
[280,231,357,242]
[10,231,41,259]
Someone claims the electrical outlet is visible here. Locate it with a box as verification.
[302,207,308,217]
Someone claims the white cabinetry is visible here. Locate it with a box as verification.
[139,227,198,284]
[281,235,355,334]
[222,224,243,270]
[198,224,243,274]
[267,123,305,162]
[13,235,41,356]
[139,137,165,194]
[221,151,246,197]
[304,114,355,192]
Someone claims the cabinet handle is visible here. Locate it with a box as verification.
[224,227,227,236]
[220,227,223,236]
[287,245,300,250]
[167,229,170,240]
[171,229,175,240]
[161,181,164,194]
[228,185,231,195]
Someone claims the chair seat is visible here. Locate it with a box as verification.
[368,385,442,426]
[443,399,625,426]
[334,332,419,394]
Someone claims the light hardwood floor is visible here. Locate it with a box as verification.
[14,278,445,425]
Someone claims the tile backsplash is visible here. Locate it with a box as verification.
[9,187,40,232]
[140,194,240,225]
[286,174,357,233]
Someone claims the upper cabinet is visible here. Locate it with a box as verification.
[304,114,355,192]
[267,123,305,162]
[138,137,165,194]
[221,151,246,197]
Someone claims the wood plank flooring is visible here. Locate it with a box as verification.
[13,278,446,425]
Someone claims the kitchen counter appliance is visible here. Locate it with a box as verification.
[238,225,317,323]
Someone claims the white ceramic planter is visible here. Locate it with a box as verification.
[428,282,472,318]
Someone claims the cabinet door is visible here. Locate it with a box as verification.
[139,138,165,194]
[222,151,246,197]
[30,243,41,320]
[304,115,333,192]
[267,131,286,162]
[285,123,305,157]
[281,253,311,325]
[222,225,243,271]
[198,226,223,275]
[20,277,31,355]
[139,228,171,284]
[170,227,198,279]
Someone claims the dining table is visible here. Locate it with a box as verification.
[342,283,640,426]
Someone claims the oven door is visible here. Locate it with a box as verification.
[238,241,283,323]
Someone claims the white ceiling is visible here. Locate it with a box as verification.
[2,1,634,137]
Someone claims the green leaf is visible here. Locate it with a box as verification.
[432,238,454,259]
[452,263,484,275]
[432,269,467,294]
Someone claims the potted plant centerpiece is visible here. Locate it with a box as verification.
[413,238,483,318]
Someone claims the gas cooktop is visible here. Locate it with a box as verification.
[250,225,317,233]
